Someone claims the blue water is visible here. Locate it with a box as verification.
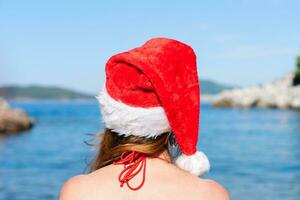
[0,101,300,200]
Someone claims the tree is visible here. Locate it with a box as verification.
[292,56,300,86]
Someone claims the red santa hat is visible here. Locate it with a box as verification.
[97,37,210,176]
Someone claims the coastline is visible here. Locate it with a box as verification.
[213,72,300,109]
[7,95,218,104]
[201,94,217,103]
[7,98,98,104]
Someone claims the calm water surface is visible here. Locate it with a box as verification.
[0,101,300,200]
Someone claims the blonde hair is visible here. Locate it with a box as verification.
[90,128,174,171]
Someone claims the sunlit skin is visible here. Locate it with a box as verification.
[59,149,230,200]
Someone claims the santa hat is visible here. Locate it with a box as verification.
[97,37,210,176]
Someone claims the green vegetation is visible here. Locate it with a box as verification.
[0,85,94,100]
[293,56,300,86]
[200,80,233,95]
[0,80,231,100]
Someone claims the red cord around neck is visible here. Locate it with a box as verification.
[113,151,169,191]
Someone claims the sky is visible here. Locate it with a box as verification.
[1,0,300,94]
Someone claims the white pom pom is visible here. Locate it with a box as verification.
[175,151,210,176]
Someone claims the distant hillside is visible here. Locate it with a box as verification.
[0,81,231,100]
[201,80,233,95]
[0,85,94,100]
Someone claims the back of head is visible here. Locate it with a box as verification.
[90,129,175,171]
[93,37,210,190]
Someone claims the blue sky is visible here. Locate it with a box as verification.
[1,0,299,94]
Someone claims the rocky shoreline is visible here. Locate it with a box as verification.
[213,73,300,109]
[0,98,34,135]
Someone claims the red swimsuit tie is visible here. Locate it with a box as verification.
[113,151,147,191]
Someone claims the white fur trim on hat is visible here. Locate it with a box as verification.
[96,86,171,138]
[175,151,210,176]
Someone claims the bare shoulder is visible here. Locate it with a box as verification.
[59,168,113,200]
[59,175,88,200]
[196,179,230,200]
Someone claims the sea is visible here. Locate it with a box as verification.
[0,101,299,200]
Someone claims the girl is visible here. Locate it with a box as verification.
[60,38,230,200]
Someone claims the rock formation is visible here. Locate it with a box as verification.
[0,98,34,135]
[213,73,300,109]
